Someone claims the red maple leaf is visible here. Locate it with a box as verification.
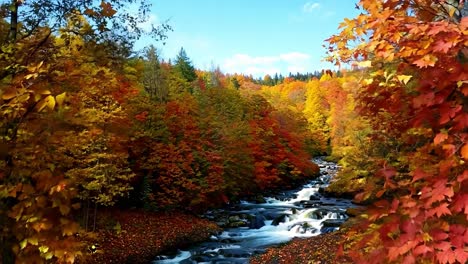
[433,40,452,53]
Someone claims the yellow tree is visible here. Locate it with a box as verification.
[303,78,330,154]
[0,14,138,263]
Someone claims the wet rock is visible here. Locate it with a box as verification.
[320,227,337,233]
[309,195,321,200]
[216,221,228,227]
[288,221,317,234]
[192,254,217,262]
[219,238,237,243]
[295,200,322,208]
[228,221,248,228]
[262,210,287,220]
[271,214,290,226]
[322,219,344,228]
[228,215,240,222]
[219,249,251,258]
[305,209,328,220]
[249,214,266,229]
[254,195,267,204]
[318,187,327,195]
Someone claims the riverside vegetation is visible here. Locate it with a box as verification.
[1,0,467,263]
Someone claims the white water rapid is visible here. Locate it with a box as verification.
[152,158,353,264]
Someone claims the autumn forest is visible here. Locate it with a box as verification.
[0,0,467,263]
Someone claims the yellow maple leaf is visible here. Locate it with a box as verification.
[413,54,438,68]
[397,75,412,85]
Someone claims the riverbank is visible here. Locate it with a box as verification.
[250,229,353,264]
[80,158,356,263]
[81,210,221,263]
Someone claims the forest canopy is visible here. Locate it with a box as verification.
[0,0,467,263]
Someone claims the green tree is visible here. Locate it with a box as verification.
[174,47,197,82]
[142,45,169,102]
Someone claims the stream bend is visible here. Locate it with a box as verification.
[153,158,353,264]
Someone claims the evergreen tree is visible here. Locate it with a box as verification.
[142,45,168,102]
[174,47,197,82]
[231,77,240,90]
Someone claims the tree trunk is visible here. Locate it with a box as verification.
[8,0,19,42]
[93,202,98,232]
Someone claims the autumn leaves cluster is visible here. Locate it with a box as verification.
[0,8,324,263]
[324,1,468,263]
[1,0,467,263]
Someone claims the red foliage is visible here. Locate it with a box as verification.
[327,1,468,263]
[82,210,221,263]
[251,231,353,264]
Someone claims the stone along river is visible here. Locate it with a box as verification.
[153,158,353,264]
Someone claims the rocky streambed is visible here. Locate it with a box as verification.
[153,158,354,264]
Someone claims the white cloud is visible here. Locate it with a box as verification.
[303,2,320,13]
[222,52,313,77]
[280,52,310,62]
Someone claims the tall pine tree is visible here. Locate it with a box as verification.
[174,47,197,82]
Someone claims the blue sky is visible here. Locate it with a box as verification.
[135,1,360,77]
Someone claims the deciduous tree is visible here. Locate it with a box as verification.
[327,1,468,263]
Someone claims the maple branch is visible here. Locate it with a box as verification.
[410,0,439,20]
[24,28,52,66]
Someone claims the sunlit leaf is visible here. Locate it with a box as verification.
[397,75,412,85]
[434,132,448,145]
[2,89,16,100]
[357,60,372,68]
[55,92,66,107]
[461,144,468,160]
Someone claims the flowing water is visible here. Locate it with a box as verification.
[153,158,352,264]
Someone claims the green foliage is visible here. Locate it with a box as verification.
[142,45,169,102]
[174,47,197,83]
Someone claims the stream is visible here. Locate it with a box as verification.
[153,158,353,264]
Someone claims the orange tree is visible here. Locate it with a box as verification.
[0,2,169,262]
[327,0,467,263]
[0,21,140,263]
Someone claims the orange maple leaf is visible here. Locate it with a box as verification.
[413,54,438,68]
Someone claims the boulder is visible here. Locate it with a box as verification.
[309,195,321,200]
[271,214,290,226]
[294,200,322,208]
[320,226,337,233]
[254,195,266,204]
[305,209,328,220]
[288,221,317,234]
[321,219,344,228]
[227,221,247,228]
[249,214,266,229]
[228,215,240,222]
[219,249,251,258]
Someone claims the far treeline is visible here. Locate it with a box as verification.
[0,0,467,264]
